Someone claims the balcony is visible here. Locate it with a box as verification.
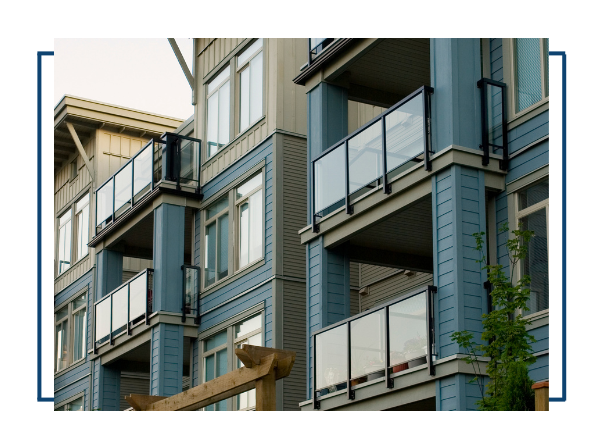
[94,268,154,352]
[311,86,433,232]
[95,133,202,235]
[311,286,436,409]
[477,78,508,170]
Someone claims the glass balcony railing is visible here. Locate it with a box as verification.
[477,78,508,170]
[181,265,200,324]
[93,268,153,352]
[95,133,202,235]
[308,38,335,66]
[311,286,436,409]
[311,86,434,232]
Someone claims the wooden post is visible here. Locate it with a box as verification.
[255,371,276,411]
[532,381,549,411]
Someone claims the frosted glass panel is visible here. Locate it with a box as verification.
[385,95,424,173]
[314,146,345,214]
[350,309,385,379]
[348,122,382,194]
[315,324,347,391]
[389,292,427,366]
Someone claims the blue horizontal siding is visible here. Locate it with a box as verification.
[529,353,549,382]
[54,375,88,407]
[490,38,503,82]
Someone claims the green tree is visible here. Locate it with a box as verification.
[451,223,536,411]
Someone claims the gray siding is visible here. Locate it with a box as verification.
[282,135,307,279]
[119,372,150,411]
[282,280,306,410]
[359,264,398,287]
[361,271,434,312]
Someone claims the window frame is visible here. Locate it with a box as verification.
[205,65,232,161]
[74,193,90,262]
[236,38,264,135]
[514,176,550,318]
[199,165,265,292]
[203,196,230,288]
[54,393,85,411]
[56,188,92,278]
[503,38,550,122]
[198,309,264,411]
[54,290,88,374]
[235,171,265,271]
[57,208,73,276]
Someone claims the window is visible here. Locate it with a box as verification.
[204,196,229,287]
[70,160,78,181]
[55,293,87,373]
[201,169,265,288]
[238,39,263,133]
[236,172,263,269]
[201,312,263,411]
[514,38,549,113]
[516,178,549,315]
[55,396,84,411]
[57,210,72,274]
[75,194,89,261]
[206,66,231,159]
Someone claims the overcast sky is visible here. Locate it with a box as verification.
[55,38,194,120]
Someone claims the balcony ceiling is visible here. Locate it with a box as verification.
[331,38,430,107]
[345,196,433,268]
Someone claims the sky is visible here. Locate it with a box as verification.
[54,38,194,120]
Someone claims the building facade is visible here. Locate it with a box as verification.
[296,38,549,411]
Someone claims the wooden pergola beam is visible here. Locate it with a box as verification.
[126,345,295,411]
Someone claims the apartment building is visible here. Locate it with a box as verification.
[295,38,549,411]
[54,38,310,411]
[53,96,184,410]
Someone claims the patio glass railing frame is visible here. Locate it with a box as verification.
[477,78,508,171]
[181,264,201,324]
[93,268,154,354]
[311,285,437,410]
[311,85,434,233]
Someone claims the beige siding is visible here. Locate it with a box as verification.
[54,255,92,294]
[359,263,399,287]
[201,120,268,184]
[361,271,433,312]
[54,138,94,216]
[348,100,387,134]
[350,289,360,317]
[281,280,306,411]
[282,134,307,279]
[96,131,146,186]
[350,261,360,288]
[198,38,245,76]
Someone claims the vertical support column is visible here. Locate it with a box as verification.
[430,38,482,152]
[92,359,121,411]
[150,323,185,397]
[306,82,348,223]
[432,165,488,410]
[306,238,350,399]
[153,203,185,313]
[95,249,123,301]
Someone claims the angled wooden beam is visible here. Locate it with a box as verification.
[66,122,95,183]
[168,38,194,89]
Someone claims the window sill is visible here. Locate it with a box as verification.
[201,257,265,298]
[508,97,549,131]
[54,357,86,379]
[202,115,266,167]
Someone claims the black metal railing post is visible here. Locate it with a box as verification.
[477,78,509,171]
[312,160,319,233]
[181,265,186,323]
[145,270,151,325]
[477,79,490,166]
[424,89,434,171]
[127,284,131,336]
[312,334,320,409]
[109,294,113,346]
[93,303,97,354]
[426,285,437,376]
[344,141,353,215]
[346,321,354,400]
[500,85,509,170]
[381,117,391,194]
[384,305,393,388]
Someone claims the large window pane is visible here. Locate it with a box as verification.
[389,292,427,367]
[179,138,199,186]
[236,173,262,198]
[239,189,263,268]
[73,308,86,362]
[205,330,227,351]
[350,310,385,379]
[515,38,542,112]
[518,179,549,210]
[218,82,230,147]
[237,39,263,66]
[56,322,68,371]
[114,163,132,217]
[385,95,424,173]
[235,314,261,338]
[204,221,216,287]
[348,122,382,194]
[96,180,114,229]
[112,287,128,335]
[240,68,249,131]
[66,398,84,411]
[207,93,219,158]
[133,144,152,201]
[314,146,345,214]
[486,83,504,149]
[217,215,228,280]
[521,209,549,314]
[249,51,263,124]
[315,324,347,391]
[76,203,89,261]
[129,272,147,322]
[58,211,72,274]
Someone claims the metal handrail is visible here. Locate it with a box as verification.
[93,268,154,353]
[311,285,437,409]
[311,86,434,233]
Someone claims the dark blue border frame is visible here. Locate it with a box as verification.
[549,51,567,403]
[38,51,54,403]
